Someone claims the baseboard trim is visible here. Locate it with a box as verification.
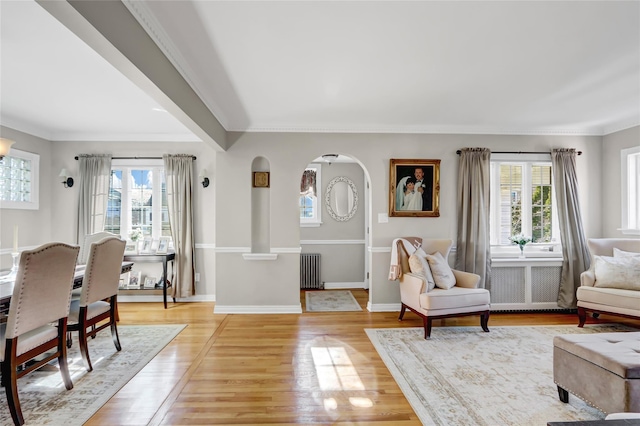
[369,302,401,312]
[213,304,303,314]
[323,282,365,290]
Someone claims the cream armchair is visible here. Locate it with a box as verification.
[395,238,491,339]
[577,238,640,327]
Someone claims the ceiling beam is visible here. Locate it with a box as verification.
[36,0,227,151]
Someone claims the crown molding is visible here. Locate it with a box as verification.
[121,0,231,130]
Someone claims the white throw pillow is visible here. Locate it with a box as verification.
[408,252,436,292]
[613,247,640,258]
[594,255,640,291]
[425,251,456,290]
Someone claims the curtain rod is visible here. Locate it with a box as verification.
[456,150,581,156]
[74,155,196,160]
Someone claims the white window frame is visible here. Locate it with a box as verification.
[300,163,322,227]
[490,153,559,251]
[111,159,167,241]
[0,148,39,210]
[620,146,640,235]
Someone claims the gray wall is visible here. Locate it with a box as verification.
[0,126,53,269]
[301,162,366,287]
[601,126,640,237]
[4,124,637,311]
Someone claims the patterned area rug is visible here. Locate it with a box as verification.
[366,324,636,425]
[0,324,186,426]
[305,290,362,312]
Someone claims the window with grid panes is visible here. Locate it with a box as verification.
[490,155,558,245]
[105,160,170,241]
[0,149,39,210]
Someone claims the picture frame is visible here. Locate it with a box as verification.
[252,171,270,188]
[140,237,153,254]
[124,240,138,255]
[128,271,142,289]
[156,237,170,254]
[389,158,440,217]
[143,276,157,289]
[119,272,130,289]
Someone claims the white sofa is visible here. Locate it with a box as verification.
[577,238,640,327]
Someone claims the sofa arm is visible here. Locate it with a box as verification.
[452,269,481,289]
[580,270,596,287]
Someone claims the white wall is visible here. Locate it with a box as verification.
[601,125,640,238]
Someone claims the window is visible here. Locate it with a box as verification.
[105,160,170,241]
[490,154,559,246]
[0,149,39,210]
[621,146,640,234]
[300,164,322,226]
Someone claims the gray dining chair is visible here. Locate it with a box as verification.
[0,242,79,426]
[67,236,126,372]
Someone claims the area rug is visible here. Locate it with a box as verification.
[366,324,636,425]
[305,290,362,312]
[0,324,186,426]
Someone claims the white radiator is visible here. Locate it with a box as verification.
[490,262,564,311]
[300,253,322,289]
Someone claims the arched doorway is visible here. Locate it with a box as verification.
[298,154,372,309]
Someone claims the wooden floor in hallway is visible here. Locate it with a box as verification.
[85,290,640,425]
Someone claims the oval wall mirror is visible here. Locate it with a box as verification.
[325,176,358,222]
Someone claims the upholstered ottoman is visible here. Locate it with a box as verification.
[553,332,640,414]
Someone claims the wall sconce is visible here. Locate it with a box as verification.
[0,138,15,159]
[199,169,209,188]
[59,169,74,188]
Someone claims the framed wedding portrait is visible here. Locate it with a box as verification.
[389,158,440,218]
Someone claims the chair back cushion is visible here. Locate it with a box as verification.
[78,231,118,264]
[5,243,80,339]
[588,238,640,258]
[80,237,126,306]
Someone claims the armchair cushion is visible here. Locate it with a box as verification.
[408,249,436,292]
[593,255,640,291]
[419,287,490,311]
[425,251,456,289]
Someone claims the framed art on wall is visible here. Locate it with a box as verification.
[389,158,440,217]
[252,171,270,188]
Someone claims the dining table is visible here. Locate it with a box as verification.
[0,261,134,313]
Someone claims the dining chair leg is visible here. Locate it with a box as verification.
[78,321,93,372]
[4,342,24,426]
[110,321,121,352]
[110,297,121,351]
[58,320,73,390]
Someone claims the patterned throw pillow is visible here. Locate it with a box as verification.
[425,251,457,290]
[594,255,640,290]
[408,251,436,292]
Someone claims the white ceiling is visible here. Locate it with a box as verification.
[2,0,639,143]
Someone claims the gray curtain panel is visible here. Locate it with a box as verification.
[455,148,491,289]
[163,154,196,299]
[76,154,112,244]
[552,148,590,309]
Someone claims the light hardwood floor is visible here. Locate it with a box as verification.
[86,290,640,425]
